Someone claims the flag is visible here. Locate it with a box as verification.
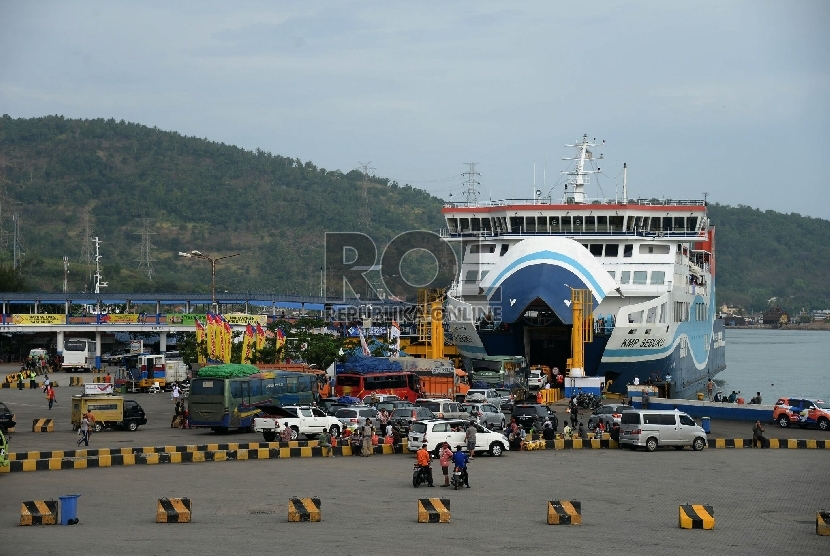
[242,324,255,364]
[359,326,371,356]
[255,323,266,352]
[389,320,401,357]
[221,315,232,363]
[195,317,206,365]
[276,328,286,351]
[206,313,219,362]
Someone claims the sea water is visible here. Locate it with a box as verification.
[715,329,830,403]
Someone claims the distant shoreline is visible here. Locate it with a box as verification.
[725,323,830,331]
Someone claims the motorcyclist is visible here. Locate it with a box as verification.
[415,442,434,487]
[452,445,470,488]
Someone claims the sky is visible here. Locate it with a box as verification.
[1,1,829,219]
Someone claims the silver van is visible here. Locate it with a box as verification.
[619,410,707,451]
[413,398,467,419]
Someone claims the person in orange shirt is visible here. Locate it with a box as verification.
[415,443,434,487]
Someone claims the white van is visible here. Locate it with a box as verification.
[619,410,707,452]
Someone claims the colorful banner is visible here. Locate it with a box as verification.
[224,314,267,325]
[195,318,206,365]
[100,314,139,323]
[12,314,66,325]
[255,323,265,352]
[242,324,255,364]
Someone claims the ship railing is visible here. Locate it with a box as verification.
[439,228,705,239]
[443,197,706,209]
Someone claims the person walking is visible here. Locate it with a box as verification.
[439,442,453,487]
[570,404,578,428]
[171,383,181,403]
[280,422,293,442]
[752,420,768,448]
[46,386,57,410]
[706,378,714,401]
[361,419,374,456]
[77,415,90,447]
[465,420,477,460]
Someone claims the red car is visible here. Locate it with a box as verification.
[772,397,830,431]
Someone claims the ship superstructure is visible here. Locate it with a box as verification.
[441,135,725,399]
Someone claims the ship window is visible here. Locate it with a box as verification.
[480,271,489,280]
[633,271,647,285]
[464,270,478,283]
[481,218,492,231]
[589,244,603,256]
[525,217,536,232]
[586,216,595,231]
[662,217,672,231]
[673,217,685,231]
[607,271,615,279]
[550,217,559,231]
[447,218,458,233]
[620,271,631,284]
[471,218,481,232]
[597,215,607,231]
[460,218,470,233]
[623,244,633,257]
[574,217,582,231]
[537,216,547,231]
[659,302,667,323]
[651,271,665,285]
[688,216,698,230]
[605,244,619,257]
[639,244,670,254]
[646,307,657,323]
[500,244,509,256]
[628,310,643,324]
[509,216,523,233]
[610,215,624,232]
[562,216,571,232]
[470,245,479,254]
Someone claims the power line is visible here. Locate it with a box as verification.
[134,218,157,280]
[462,162,480,204]
[357,161,375,228]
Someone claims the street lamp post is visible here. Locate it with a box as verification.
[178,250,240,312]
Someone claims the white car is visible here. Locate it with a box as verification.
[527,369,546,390]
[464,388,502,409]
[408,419,509,457]
[254,405,343,441]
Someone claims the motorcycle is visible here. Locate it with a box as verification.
[450,466,469,490]
[412,464,431,488]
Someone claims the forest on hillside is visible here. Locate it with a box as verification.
[0,115,828,313]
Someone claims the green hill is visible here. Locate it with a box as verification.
[0,115,827,313]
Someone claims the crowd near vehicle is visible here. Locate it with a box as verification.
[0,401,16,432]
[512,403,558,431]
[413,399,467,419]
[62,338,95,372]
[461,402,505,430]
[407,419,509,457]
[619,410,707,451]
[587,404,635,430]
[71,395,147,432]
[189,371,315,432]
[391,406,436,434]
[773,397,830,430]
[253,405,342,441]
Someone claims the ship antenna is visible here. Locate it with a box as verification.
[623,163,628,203]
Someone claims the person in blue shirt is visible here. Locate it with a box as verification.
[452,445,470,488]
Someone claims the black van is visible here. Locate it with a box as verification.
[123,400,148,431]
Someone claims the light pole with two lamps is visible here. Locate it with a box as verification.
[178,250,240,313]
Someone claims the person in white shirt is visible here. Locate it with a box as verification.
[633,375,640,386]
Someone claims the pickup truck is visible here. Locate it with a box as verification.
[253,405,343,441]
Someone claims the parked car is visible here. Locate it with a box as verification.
[254,405,343,441]
[527,369,546,390]
[773,397,830,430]
[512,403,558,432]
[317,397,351,415]
[375,400,413,414]
[407,419,509,457]
[461,402,505,430]
[414,398,467,419]
[464,388,502,409]
[0,401,16,432]
[334,406,379,431]
[587,404,635,430]
[495,388,514,412]
[390,406,435,434]
[619,410,707,451]
[362,394,401,405]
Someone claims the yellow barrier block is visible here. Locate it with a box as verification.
[32,419,54,432]
[547,500,582,525]
[787,439,797,449]
[20,500,58,525]
[806,439,817,449]
[679,504,714,530]
[817,511,830,536]
[157,497,191,523]
[418,498,450,523]
[288,497,321,522]
[299,447,313,458]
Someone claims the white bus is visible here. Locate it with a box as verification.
[62,338,96,372]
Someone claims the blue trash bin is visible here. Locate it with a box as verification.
[701,417,711,434]
[59,494,81,525]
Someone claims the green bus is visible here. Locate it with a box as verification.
[189,371,315,432]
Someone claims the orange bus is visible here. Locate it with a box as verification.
[334,372,421,403]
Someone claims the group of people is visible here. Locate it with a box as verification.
[416,441,470,488]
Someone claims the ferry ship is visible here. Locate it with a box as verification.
[441,135,726,399]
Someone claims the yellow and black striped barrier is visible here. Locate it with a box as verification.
[417,498,450,523]
[709,438,830,449]
[2,381,58,389]
[679,504,714,530]
[69,377,83,386]
[288,497,321,522]
[20,500,58,525]
[32,419,54,433]
[156,497,191,523]
[547,500,582,525]
[817,510,830,536]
